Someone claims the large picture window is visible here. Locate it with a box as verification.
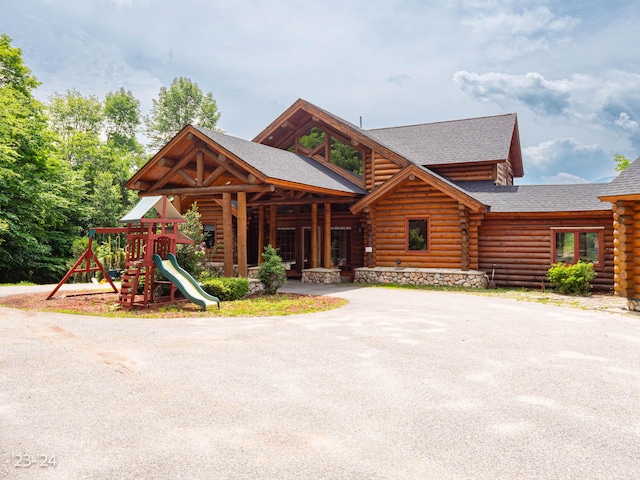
[553,229,602,265]
[406,218,429,252]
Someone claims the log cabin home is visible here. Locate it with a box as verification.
[126,98,640,310]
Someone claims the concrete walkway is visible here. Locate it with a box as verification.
[1,282,639,479]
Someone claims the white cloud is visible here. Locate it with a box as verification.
[614,112,639,131]
[454,70,640,147]
[520,138,614,185]
[453,71,570,115]
[539,172,590,184]
[448,1,579,61]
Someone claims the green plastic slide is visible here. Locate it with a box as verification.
[153,253,220,311]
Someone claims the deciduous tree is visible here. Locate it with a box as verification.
[145,76,221,150]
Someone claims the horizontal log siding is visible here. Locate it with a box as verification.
[367,152,402,190]
[192,197,225,262]
[478,213,614,291]
[431,163,496,182]
[371,183,463,268]
[635,203,640,297]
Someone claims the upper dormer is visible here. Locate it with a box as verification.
[365,113,523,186]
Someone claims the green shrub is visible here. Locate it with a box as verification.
[198,268,220,283]
[201,277,249,301]
[257,244,286,294]
[547,261,597,295]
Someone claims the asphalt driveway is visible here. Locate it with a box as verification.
[1,282,639,479]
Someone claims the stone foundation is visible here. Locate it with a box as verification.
[354,267,488,288]
[628,298,640,312]
[301,268,341,284]
[248,279,264,295]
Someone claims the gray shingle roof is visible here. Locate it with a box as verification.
[193,126,366,194]
[366,114,517,166]
[456,181,611,213]
[600,157,640,197]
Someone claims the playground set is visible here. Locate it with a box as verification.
[48,196,220,310]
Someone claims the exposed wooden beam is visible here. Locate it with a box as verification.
[202,146,253,184]
[133,181,151,191]
[203,166,226,187]
[196,150,204,187]
[250,190,268,202]
[149,147,196,191]
[177,169,197,187]
[141,184,273,197]
[247,196,356,207]
[158,157,177,168]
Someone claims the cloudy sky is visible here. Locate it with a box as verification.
[4,0,640,184]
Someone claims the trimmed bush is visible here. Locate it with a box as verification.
[201,277,249,301]
[257,244,286,294]
[547,261,597,295]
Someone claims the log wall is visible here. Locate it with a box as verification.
[370,182,464,268]
[431,163,496,183]
[366,152,402,191]
[478,213,614,291]
[193,197,227,263]
[612,200,640,306]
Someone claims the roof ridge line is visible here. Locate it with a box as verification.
[366,113,516,132]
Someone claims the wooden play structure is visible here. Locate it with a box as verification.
[48,196,193,309]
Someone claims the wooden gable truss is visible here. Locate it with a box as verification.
[126,125,365,278]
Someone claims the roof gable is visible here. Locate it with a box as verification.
[350,165,487,214]
[365,113,523,176]
[126,125,366,196]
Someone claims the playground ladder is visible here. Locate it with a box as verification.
[119,262,142,308]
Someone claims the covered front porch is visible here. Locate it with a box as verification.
[125,125,368,283]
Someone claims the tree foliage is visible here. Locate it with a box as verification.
[145,76,221,150]
[0,35,85,282]
[47,89,145,227]
[176,202,205,276]
[613,154,631,173]
[0,33,39,94]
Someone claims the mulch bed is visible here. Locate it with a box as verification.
[0,290,343,318]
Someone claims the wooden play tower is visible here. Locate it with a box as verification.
[48,196,193,309]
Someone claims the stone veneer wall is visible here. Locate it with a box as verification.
[248,279,263,295]
[301,268,341,284]
[628,299,640,312]
[354,267,487,288]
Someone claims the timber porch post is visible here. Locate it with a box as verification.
[323,203,331,269]
[459,204,470,271]
[258,205,264,264]
[237,192,247,277]
[269,204,277,249]
[222,192,233,277]
[311,204,318,268]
